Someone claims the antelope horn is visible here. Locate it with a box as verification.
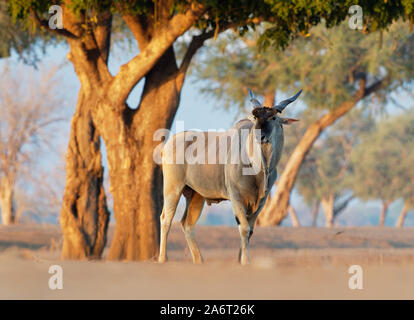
[248,89,262,108]
[274,89,302,113]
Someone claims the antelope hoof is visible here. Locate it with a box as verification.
[240,258,249,266]
[239,252,250,266]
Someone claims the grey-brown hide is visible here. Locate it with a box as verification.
[158,89,301,265]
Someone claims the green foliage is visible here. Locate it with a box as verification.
[0,2,46,65]
[349,110,414,202]
[6,1,414,58]
[194,19,414,113]
[260,0,413,50]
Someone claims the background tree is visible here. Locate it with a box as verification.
[194,19,414,226]
[0,2,65,225]
[0,65,65,225]
[349,111,414,227]
[391,113,414,228]
[396,198,414,228]
[296,109,374,227]
[8,0,414,260]
[14,149,67,223]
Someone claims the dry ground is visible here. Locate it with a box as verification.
[1,223,414,299]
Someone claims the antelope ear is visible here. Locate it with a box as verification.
[280,118,299,125]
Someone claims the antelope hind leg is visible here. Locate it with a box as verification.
[158,186,183,263]
[181,191,205,264]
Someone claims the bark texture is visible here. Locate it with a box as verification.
[60,89,110,259]
[58,7,113,260]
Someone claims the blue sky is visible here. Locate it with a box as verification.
[1,40,413,227]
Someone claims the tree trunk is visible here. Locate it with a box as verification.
[321,194,335,228]
[104,136,162,261]
[104,47,181,261]
[288,205,300,227]
[396,201,410,228]
[263,89,275,107]
[52,6,204,261]
[257,91,366,226]
[0,178,15,225]
[311,201,320,227]
[60,88,110,260]
[379,200,390,227]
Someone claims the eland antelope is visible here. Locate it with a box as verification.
[158,89,302,265]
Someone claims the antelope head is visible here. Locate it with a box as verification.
[248,89,301,144]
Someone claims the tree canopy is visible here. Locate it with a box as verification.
[195,19,414,112]
[298,109,373,203]
[349,110,414,204]
[7,1,414,58]
[0,1,44,64]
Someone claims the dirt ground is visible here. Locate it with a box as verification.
[1,223,414,299]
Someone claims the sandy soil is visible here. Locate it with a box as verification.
[1,223,414,299]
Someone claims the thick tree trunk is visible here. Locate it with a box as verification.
[60,88,110,260]
[104,47,181,261]
[379,200,390,227]
[321,194,335,228]
[288,205,300,227]
[0,179,15,225]
[104,138,165,261]
[396,201,410,228]
[47,5,203,261]
[257,95,365,226]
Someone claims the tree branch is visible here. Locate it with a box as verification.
[121,14,152,50]
[175,20,248,91]
[364,77,385,96]
[107,3,206,107]
[179,30,215,74]
[94,11,113,65]
[175,29,216,90]
[29,7,78,39]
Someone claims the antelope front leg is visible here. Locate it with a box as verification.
[231,199,250,265]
